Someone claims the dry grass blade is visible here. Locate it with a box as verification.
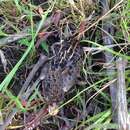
[86,79,117,105]
[0,33,30,46]
[0,49,7,73]
[82,0,123,33]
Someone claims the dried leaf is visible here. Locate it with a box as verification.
[52,10,61,26]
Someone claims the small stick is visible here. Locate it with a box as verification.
[101,0,117,123]
[18,54,48,97]
[116,58,130,130]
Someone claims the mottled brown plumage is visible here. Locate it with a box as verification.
[41,39,83,105]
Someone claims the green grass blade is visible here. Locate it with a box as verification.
[0,7,51,91]
[5,90,26,112]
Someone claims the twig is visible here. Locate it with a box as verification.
[100,0,118,123]
[18,54,48,97]
[83,43,127,54]
[116,58,130,130]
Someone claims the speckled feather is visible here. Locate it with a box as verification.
[41,39,83,105]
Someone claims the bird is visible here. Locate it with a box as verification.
[40,38,83,115]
